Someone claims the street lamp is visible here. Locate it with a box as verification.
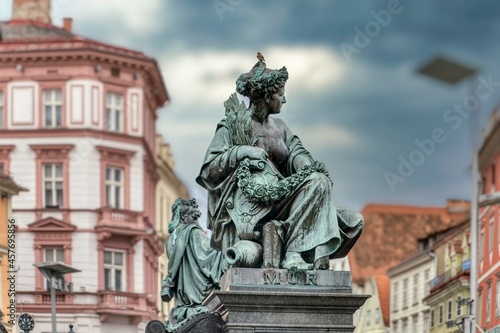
[417,55,478,333]
[34,262,81,333]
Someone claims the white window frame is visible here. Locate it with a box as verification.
[104,249,126,291]
[106,92,123,132]
[430,309,435,328]
[374,307,380,324]
[0,90,4,128]
[447,299,453,320]
[424,268,430,296]
[413,274,419,305]
[43,247,65,290]
[43,89,62,128]
[393,321,398,333]
[402,320,408,333]
[392,281,399,311]
[403,278,408,308]
[43,163,63,208]
[423,312,430,332]
[365,309,371,326]
[438,303,444,325]
[411,315,418,333]
[105,166,124,209]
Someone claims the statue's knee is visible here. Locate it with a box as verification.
[308,172,331,189]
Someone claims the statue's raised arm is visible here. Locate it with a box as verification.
[196,53,364,271]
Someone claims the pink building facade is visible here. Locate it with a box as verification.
[0,1,169,331]
[477,108,500,332]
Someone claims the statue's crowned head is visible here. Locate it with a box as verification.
[236,52,289,104]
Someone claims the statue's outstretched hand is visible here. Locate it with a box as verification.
[237,146,267,161]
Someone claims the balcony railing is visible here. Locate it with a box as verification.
[32,291,73,305]
[96,208,145,233]
[98,290,147,309]
[427,260,471,292]
[96,290,154,324]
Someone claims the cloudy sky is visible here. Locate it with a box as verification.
[2,0,500,212]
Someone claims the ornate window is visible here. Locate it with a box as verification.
[106,93,123,132]
[43,89,62,128]
[105,166,123,208]
[28,217,75,292]
[43,247,65,290]
[96,146,134,210]
[0,146,13,175]
[104,249,125,291]
[43,163,63,208]
[31,145,73,219]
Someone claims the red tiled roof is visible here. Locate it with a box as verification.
[349,202,469,285]
[374,275,390,327]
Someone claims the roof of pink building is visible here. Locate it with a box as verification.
[0,20,149,59]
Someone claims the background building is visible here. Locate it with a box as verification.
[423,221,471,333]
[350,201,469,332]
[387,248,435,333]
[355,275,390,333]
[0,172,27,333]
[477,107,500,332]
[0,0,184,331]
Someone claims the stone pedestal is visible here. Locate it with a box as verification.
[211,268,369,333]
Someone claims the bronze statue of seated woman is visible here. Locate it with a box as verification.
[196,53,363,271]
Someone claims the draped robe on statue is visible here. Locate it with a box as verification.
[196,118,364,264]
[161,223,222,327]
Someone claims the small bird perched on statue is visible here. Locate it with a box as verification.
[257,52,265,62]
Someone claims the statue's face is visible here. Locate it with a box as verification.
[267,87,286,114]
[183,207,201,224]
[183,211,194,224]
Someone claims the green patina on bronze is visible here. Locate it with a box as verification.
[158,53,365,332]
[196,53,364,271]
[160,198,223,332]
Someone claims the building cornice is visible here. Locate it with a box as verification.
[387,251,434,277]
[423,277,469,306]
[0,47,169,108]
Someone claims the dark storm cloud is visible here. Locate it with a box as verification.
[45,0,500,210]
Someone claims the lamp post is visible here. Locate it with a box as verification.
[34,262,81,333]
[417,55,478,333]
